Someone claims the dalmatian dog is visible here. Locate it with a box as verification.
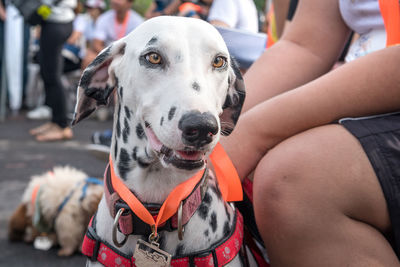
[73,16,245,266]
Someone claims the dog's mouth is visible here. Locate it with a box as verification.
[144,123,206,170]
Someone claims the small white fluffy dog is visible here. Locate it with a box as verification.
[8,166,103,256]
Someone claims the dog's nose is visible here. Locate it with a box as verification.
[179,111,218,147]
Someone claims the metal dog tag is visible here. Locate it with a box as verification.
[133,239,171,267]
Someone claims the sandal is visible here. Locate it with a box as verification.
[29,122,56,136]
[35,125,73,142]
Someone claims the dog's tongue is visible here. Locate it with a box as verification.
[144,127,163,152]
[175,150,203,160]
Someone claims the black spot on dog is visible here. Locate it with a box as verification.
[224,88,245,135]
[132,146,138,161]
[144,147,150,158]
[204,229,209,237]
[87,46,111,69]
[114,140,118,159]
[124,106,131,120]
[210,185,222,200]
[210,212,217,233]
[116,120,121,139]
[197,202,209,220]
[123,118,130,143]
[222,94,233,110]
[79,70,94,89]
[230,56,243,80]
[116,104,122,138]
[82,83,114,106]
[119,86,123,99]
[223,221,230,236]
[146,36,158,47]
[118,148,131,180]
[192,82,200,92]
[136,123,145,139]
[175,244,184,256]
[197,192,212,220]
[202,192,212,205]
[160,116,164,126]
[168,106,176,121]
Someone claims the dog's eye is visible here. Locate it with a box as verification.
[212,56,226,69]
[145,52,162,64]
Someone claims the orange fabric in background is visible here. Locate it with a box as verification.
[179,2,202,13]
[379,0,400,46]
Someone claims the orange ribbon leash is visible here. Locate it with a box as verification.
[31,171,54,213]
[209,142,243,202]
[31,184,41,212]
[379,0,400,46]
[110,155,205,236]
[109,142,243,236]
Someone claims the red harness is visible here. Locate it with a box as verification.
[82,209,243,267]
[82,143,247,266]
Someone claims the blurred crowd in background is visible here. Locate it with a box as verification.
[0,0,274,142]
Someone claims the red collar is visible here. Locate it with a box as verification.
[82,209,243,267]
[103,164,209,236]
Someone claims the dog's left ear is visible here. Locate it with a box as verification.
[72,40,126,125]
[220,57,246,136]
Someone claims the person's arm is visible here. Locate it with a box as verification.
[209,20,230,28]
[208,0,236,28]
[91,14,107,53]
[272,0,291,38]
[91,38,105,54]
[223,45,400,179]
[220,0,393,179]
[162,0,181,15]
[242,0,351,112]
[0,1,6,21]
[67,31,82,44]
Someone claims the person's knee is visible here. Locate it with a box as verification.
[252,143,304,233]
[251,130,331,239]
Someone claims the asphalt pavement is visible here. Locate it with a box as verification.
[0,113,112,267]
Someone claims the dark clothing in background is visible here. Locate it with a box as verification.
[39,21,72,128]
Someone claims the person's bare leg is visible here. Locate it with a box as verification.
[253,124,399,266]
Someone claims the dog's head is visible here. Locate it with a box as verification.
[73,16,245,171]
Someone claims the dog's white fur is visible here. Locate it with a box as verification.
[9,166,103,256]
[73,16,245,266]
